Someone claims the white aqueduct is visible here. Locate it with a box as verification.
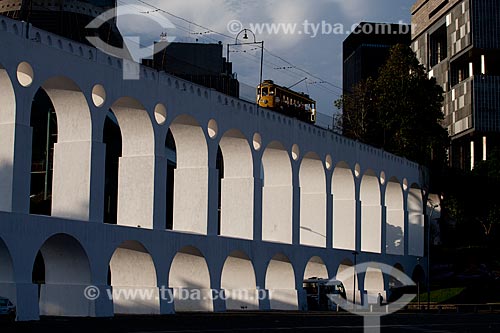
[0,17,426,321]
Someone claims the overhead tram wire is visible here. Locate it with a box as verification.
[122,0,344,99]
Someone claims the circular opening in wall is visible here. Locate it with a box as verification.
[354,163,361,178]
[403,178,408,191]
[17,61,34,87]
[154,103,167,125]
[208,119,218,139]
[291,144,300,161]
[253,133,262,151]
[325,154,333,170]
[380,171,386,185]
[91,84,106,107]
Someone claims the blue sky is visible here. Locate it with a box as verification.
[118,0,417,120]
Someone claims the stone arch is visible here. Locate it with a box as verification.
[332,162,356,250]
[218,130,254,240]
[299,152,326,247]
[109,240,160,315]
[29,88,57,216]
[336,259,359,304]
[33,233,92,316]
[361,169,382,253]
[0,64,17,212]
[364,264,385,304]
[265,253,297,310]
[0,237,16,305]
[408,184,424,256]
[108,97,155,229]
[221,250,258,310]
[169,246,213,312]
[169,115,209,234]
[262,141,293,244]
[389,264,405,290]
[303,256,328,280]
[386,178,405,255]
[33,77,93,220]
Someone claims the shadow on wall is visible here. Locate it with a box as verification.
[386,224,404,254]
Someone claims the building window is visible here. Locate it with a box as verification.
[429,25,448,67]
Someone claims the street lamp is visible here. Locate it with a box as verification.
[416,257,421,310]
[352,250,359,307]
[227,29,264,93]
[426,200,439,310]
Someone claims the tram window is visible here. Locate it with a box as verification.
[262,87,269,96]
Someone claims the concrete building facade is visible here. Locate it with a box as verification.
[411,0,500,169]
[1,17,426,321]
[343,22,411,93]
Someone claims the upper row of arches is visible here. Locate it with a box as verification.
[0,62,425,257]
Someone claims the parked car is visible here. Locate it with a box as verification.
[0,297,16,320]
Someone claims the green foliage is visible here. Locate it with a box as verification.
[416,287,466,304]
[336,44,449,166]
[440,148,500,246]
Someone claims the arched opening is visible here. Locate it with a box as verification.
[0,64,17,212]
[30,77,93,220]
[408,184,424,256]
[303,256,329,311]
[103,111,122,225]
[106,97,155,228]
[386,178,405,255]
[332,162,356,250]
[29,89,57,216]
[218,130,254,240]
[364,264,385,304]
[299,152,326,247]
[336,259,359,304]
[169,246,212,311]
[262,142,293,244]
[168,115,209,234]
[165,129,176,230]
[221,250,258,310]
[265,253,297,310]
[361,170,382,253]
[303,256,328,280]
[32,234,92,316]
[0,238,16,305]
[109,241,160,314]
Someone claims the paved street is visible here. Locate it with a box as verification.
[2,312,500,332]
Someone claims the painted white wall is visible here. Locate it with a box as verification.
[110,242,160,315]
[385,180,405,256]
[221,252,258,310]
[169,248,213,312]
[299,155,326,248]
[332,164,356,250]
[361,173,382,253]
[266,255,298,310]
[408,186,424,256]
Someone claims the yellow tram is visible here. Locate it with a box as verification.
[257,80,317,124]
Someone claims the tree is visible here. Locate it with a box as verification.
[334,78,376,141]
[336,44,449,166]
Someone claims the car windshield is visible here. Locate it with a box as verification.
[0,299,8,306]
